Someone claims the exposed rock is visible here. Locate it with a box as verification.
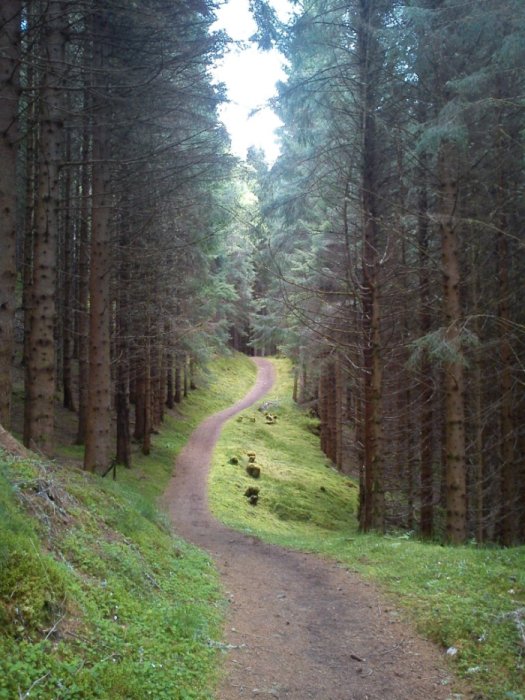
[246,464,261,479]
[258,401,280,413]
[244,486,260,506]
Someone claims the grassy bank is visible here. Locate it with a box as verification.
[0,353,257,700]
[210,357,525,700]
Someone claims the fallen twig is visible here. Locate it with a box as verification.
[44,612,66,641]
[18,672,50,699]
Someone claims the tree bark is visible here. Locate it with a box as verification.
[61,123,76,412]
[326,360,337,464]
[84,8,112,473]
[292,364,299,403]
[0,0,21,428]
[335,353,345,471]
[183,355,189,398]
[134,359,146,441]
[166,321,174,409]
[142,339,152,456]
[439,143,467,544]
[115,227,131,468]
[318,363,328,457]
[498,227,515,545]
[357,0,384,533]
[189,356,197,391]
[75,105,91,444]
[166,354,175,409]
[22,48,38,448]
[174,354,182,404]
[418,173,434,538]
[25,1,66,453]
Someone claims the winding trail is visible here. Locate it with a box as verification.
[164,358,461,700]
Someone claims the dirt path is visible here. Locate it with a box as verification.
[164,358,461,700]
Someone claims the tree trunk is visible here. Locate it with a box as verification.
[115,340,131,468]
[61,124,76,411]
[25,1,66,453]
[335,353,345,471]
[498,228,515,545]
[360,170,384,531]
[183,355,188,398]
[439,143,467,544]
[357,0,384,533]
[151,337,162,428]
[189,356,197,391]
[75,107,91,444]
[142,339,152,456]
[116,375,131,468]
[319,365,327,457]
[166,321,174,409]
[166,356,175,408]
[470,246,485,544]
[326,360,337,464]
[0,0,21,428]
[115,230,130,468]
[158,343,166,423]
[418,174,434,538]
[519,409,525,543]
[174,354,182,403]
[292,364,298,403]
[84,9,112,473]
[299,352,307,404]
[22,50,38,448]
[134,360,146,441]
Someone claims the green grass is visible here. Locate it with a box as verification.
[0,352,257,700]
[5,352,524,699]
[210,357,525,700]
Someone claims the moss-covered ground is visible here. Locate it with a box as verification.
[210,357,525,700]
[0,353,256,700]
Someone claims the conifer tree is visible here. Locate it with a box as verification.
[0,0,21,428]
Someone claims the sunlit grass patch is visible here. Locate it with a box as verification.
[210,356,358,542]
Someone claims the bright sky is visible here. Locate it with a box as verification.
[211,0,292,164]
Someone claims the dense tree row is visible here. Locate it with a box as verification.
[2,0,523,547]
[0,0,240,472]
[254,0,525,544]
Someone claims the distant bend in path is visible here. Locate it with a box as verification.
[164,356,275,545]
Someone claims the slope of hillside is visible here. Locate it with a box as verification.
[0,353,257,700]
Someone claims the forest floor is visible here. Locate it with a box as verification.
[164,358,466,700]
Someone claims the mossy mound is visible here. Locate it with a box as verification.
[0,453,223,699]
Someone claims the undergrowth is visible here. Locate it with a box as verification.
[210,357,525,700]
[0,352,257,700]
